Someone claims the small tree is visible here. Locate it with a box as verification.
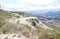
[31,20,36,26]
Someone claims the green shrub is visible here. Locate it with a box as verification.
[57,34,60,39]
[0,29,3,33]
[31,20,36,26]
[3,28,9,34]
[49,34,54,39]
[16,16,20,18]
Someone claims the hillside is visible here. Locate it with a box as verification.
[0,10,60,39]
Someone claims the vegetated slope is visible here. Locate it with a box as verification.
[0,10,41,39]
[37,15,60,33]
[42,20,60,33]
[37,16,60,32]
[0,9,60,39]
[0,9,12,28]
[27,9,60,33]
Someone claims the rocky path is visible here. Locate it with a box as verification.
[0,33,38,39]
[0,34,29,39]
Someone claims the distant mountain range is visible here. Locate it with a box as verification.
[26,9,60,20]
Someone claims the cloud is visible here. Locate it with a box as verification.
[18,0,54,5]
[1,4,39,11]
[0,0,60,11]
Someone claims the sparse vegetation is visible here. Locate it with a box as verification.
[0,9,60,39]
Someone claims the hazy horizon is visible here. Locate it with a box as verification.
[0,0,60,11]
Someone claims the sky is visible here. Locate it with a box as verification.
[0,0,60,11]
